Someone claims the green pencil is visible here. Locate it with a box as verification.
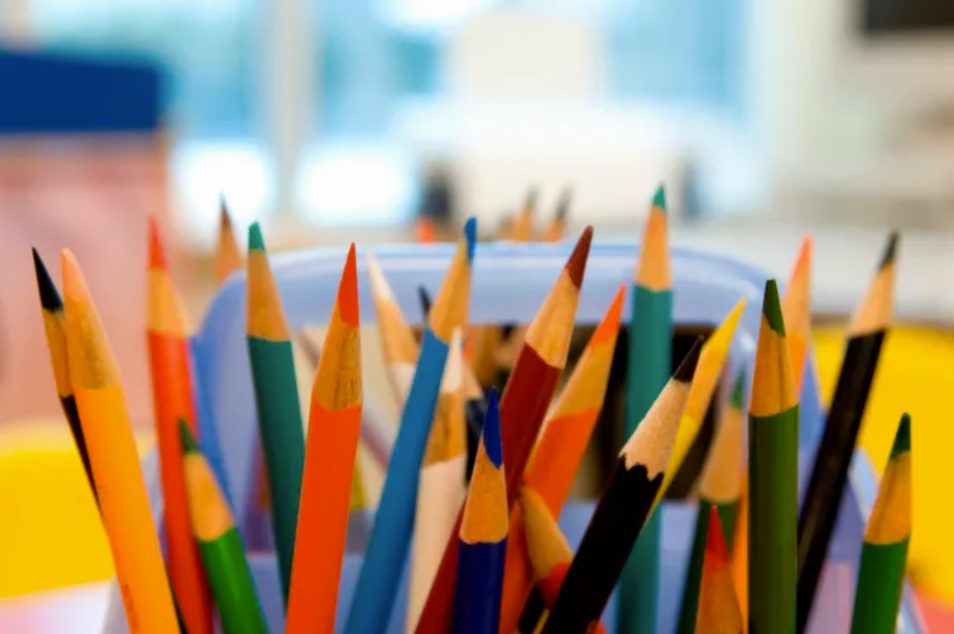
[748,280,799,634]
[246,222,305,601]
[675,368,745,634]
[180,421,268,634]
[850,414,911,634]
[619,185,672,634]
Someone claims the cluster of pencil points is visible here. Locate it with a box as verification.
[31,190,910,634]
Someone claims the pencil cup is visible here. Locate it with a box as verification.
[105,243,923,633]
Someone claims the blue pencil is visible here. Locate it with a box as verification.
[453,388,507,634]
[345,218,477,634]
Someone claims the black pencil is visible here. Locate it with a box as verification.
[540,338,703,634]
[796,232,898,632]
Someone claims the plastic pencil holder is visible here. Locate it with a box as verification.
[104,242,924,633]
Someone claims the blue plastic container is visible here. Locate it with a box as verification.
[105,241,924,633]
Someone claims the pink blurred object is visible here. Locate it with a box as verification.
[916,591,954,634]
[0,135,171,427]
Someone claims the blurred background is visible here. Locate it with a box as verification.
[3,0,954,630]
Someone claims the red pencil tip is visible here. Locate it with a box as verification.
[148,216,168,271]
[705,506,730,563]
[338,243,359,327]
[565,226,593,288]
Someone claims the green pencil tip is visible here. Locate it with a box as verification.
[761,279,786,336]
[248,222,265,253]
[179,419,199,453]
[730,367,747,408]
[890,413,911,459]
[652,185,667,213]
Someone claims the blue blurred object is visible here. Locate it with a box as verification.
[0,48,162,133]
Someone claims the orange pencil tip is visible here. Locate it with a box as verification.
[337,243,360,327]
[591,284,626,346]
[60,249,85,297]
[566,226,594,288]
[147,216,168,271]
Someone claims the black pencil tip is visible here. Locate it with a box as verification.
[32,247,64,311]
[555,187,572,221]
[879,231,900,270]
[418,285,432,321]
[673,336,705,383]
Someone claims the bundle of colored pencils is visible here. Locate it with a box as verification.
[30,189,916,634]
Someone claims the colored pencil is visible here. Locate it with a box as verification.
[32,248,95,498]
[414,227,593,634]
[541,339,703,634]
[367,253,419,404]
[286,244,362,633]
[215,197,244,286]
[345,219,477,634]
[748,279,799,634]
[518,486,606,634]
[407,328,468,631]
[731,237,811,624]
[419,285,485,477]
[510,188,538,242]
[497,284,625,634]
[696,507,744,634]
[542,188,572,243]
[796,232,898,632]
[452,388,508,634]
[180,422,268,634]
[246,221,305,601]
[676,368,745,634]
[619,184,672,634]
[656,298,746,506]
[781,236,813,390]
[849,414,911,634]
[61,249,179,632]
[146,218,214,634]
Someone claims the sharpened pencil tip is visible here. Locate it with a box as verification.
[891,413,911,459]
[652,184,667,213]
[338,244,360,327]
[248,222,265,253]
[147,216,167,270]
[60,249,86,300]
[524,187,539,211]
[555,187,572,221]
[566,226,594,288]
[32,247,63,311]
[730,367,747,409]
[673,336,704,383]
[482,387,502,467]
[463,217,477,262]
[418,285,432,321]
[179,419,198,453]
[705,506,730,561]
[879,231,900,270]
[761,279,786,336]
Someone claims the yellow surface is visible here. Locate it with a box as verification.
[0,420,153,598]
[813,324,954,602]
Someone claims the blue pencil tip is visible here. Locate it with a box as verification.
[463,217,477,263]
[481,387,502,467]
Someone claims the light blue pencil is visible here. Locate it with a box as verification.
[345,218,477,634]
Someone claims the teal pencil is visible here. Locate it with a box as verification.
[619,185,672,634]
[246,222,305,602]
[345,219,476,634]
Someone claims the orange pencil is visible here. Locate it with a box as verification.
[62,249,178,633]
[697,507,744,634]
[782,236,813,391]
[146,219,213,634]
[286,244,362,633]
[497,285,625,634]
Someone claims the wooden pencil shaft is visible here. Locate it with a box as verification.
[748,405,799,634]
[197,529,268,634]
[247,336,305,600]
[796,331,885,631]
[543,461,662,633]
[452,540,508,634]
[849,540,908,634]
